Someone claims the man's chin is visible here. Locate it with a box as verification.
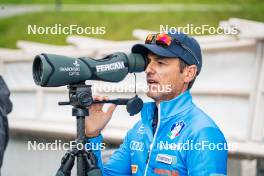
[146,91,161,100]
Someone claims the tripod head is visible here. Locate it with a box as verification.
[58,84,93,108]
[59,83,143,116]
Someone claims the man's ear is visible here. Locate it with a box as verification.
[183,65,197,83]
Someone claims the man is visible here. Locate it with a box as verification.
[85,31,228,175]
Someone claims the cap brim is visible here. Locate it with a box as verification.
[132,44,179,58]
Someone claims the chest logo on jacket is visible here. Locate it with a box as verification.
[167,121,185,140]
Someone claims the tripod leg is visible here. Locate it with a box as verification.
[83,150,102,176]
[77,152,85,176]
[75,108,87,176]
[56,151,75,176]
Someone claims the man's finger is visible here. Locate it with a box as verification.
[106,104,117,115]
[89,103,103,111]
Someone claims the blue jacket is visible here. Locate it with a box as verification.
[88,91,228,176]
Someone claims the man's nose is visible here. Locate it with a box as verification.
[145,61,155,74]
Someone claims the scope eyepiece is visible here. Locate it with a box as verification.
[33,54,43,85]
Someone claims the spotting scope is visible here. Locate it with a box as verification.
[33,52,147,87]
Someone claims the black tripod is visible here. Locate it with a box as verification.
[56,83,102,176]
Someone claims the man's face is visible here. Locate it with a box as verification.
[145,52,187,102]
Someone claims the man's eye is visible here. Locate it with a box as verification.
[157,61,164,65]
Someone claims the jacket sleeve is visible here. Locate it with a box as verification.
[186,127,228,176]
[88,133,131,176]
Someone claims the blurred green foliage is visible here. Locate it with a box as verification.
[1,0,264,4]
[0,2,263,48]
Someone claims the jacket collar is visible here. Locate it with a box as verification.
[141,90,194,122]
[159,90,194,118]
[140,90,194,145]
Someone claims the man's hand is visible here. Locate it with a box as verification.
[85,95,117,138]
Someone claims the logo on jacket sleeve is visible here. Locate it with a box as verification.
[137,125,145,134]
[131,164,138,174]
[167,121,185,140]
[130,140,144,151]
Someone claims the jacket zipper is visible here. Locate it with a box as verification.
[143,104,160,176]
